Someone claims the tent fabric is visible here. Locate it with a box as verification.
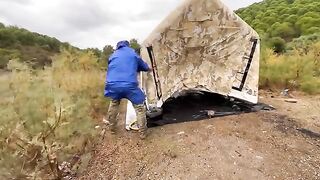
[139,0,260,106]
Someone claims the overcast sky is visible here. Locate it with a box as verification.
[0,0,262,49]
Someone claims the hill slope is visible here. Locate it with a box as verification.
[0,22,72,68]
[236,0,320,52]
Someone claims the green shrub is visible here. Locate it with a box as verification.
[259,42,320,94]
[269,37,286,53]
[287,33,320,53]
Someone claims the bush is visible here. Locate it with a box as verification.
[0,50,108,179]
[0,48,20,69]
[269,37,286,53]
[287,33,320,54]
[259,42,320,94]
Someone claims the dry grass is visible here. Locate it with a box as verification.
[0,50,108,179]
[260,42,320,94]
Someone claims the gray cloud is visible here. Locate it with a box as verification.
[0,0,262,49]
[133,0,181,21]
[59,1,121,31]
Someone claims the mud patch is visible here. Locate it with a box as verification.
[261,113,320,142]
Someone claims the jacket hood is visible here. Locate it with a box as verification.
[116,40,130,50]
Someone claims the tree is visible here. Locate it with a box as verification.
[0,29,17,47]
[286,0,294,4]
[236,0,320,53]
[86,48,102,58]
[99,45,114,68]
[271,22,296,40]
[129,39,141,55]
[288,33,320,54]
[296,16,320,35]
[0,22,5,29]
[307,27,320,35]
[270,37,286,53]
[284,15,298,24]
[103,45,114,59]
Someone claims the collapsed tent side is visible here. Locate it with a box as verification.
[139,0,260,108]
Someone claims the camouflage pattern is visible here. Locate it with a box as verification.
[108,100,147,134]
[133,104,148,135]
[107,99,120,132]
[140,0,260,106]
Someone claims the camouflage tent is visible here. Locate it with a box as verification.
[126,0,260,128]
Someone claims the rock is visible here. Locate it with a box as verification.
[281,89,289,96]
[177,131,185,135]
[206,125,214,129]
[284,98,298,103]
[256,155,264,160]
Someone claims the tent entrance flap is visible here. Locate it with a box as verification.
[140,0,260,104]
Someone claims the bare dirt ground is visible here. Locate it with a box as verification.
[79,91,320,180]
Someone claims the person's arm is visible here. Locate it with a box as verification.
[136,55,151,72]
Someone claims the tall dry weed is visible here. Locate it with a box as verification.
[0,50,107,179]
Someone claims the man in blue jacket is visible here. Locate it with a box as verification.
[104,40,151,139]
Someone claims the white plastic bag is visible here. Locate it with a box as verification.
[125,101,139,131]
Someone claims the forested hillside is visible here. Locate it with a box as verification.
[236,0,320,53]
[0,22,73,68]
[0,22,142,69]
[236,0,320,93]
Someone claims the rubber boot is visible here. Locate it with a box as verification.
[107,99,120,134]
[133,104,148,139]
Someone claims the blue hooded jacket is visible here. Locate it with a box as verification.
[105,40,150,87]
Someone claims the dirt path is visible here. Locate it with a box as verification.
[79,93,320,180]
[260,91,320,133]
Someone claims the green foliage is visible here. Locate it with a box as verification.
[85,48,102,59]
[103,45,114,59]
[0,48,20,68]
[0,25,61,51]
[269,37,286,53]
[238,0,320,94]
[259,42,320,94]
[0,50,108,179]
[236,0,320,52]
[93,45,114,69]
[287,33,320,53]
[129,39,141,55]
[0,22,77,69]
[270,22,295,40]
